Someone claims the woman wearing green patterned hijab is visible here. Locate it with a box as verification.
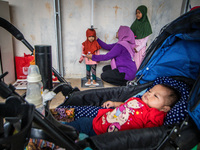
[130,5,152,69]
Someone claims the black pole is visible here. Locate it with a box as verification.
[35,45,53,90]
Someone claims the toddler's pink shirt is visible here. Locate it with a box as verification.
[79,46,100,65]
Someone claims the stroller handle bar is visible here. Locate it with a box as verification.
[0,17,68,84]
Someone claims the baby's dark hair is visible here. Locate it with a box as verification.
[160,84,181,107]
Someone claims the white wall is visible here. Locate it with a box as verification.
[61,0,182,79]
[0,1,15,84]
[2,0,200,79]
[9,0,57,61]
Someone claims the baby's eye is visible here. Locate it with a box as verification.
[154,94,158,98]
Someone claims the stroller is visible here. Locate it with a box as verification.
[0,7,200,150]
[55,7,200,149]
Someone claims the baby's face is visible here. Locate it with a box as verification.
[136,10,142,20]
[141,85,170,111]
[88,36,95,42]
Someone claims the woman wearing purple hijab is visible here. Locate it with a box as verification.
[86,26,137,86]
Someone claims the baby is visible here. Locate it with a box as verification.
[62,84,180,136]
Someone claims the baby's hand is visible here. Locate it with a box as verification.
[102,101,114,108]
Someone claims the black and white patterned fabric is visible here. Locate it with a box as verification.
[58,105,104,120]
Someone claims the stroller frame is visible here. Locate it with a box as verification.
[1,8,200,150]
[0,72,81,150]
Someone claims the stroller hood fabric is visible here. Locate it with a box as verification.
[136,32,200,84]
[136,8,200,84]
[188,73,200,130]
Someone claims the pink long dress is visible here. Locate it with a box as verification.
[133,36,149,69]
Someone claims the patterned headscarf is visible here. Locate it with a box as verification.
[130,5,152,39]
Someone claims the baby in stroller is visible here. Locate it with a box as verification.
[56,76,190,138]
[60,83,180,136]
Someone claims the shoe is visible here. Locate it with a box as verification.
[92,82,99,86]
[85,82,91,86]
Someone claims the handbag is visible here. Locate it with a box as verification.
[15,53,34,79]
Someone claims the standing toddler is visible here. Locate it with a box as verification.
[79,29,101,86]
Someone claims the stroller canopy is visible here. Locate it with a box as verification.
[136,8,200,84]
